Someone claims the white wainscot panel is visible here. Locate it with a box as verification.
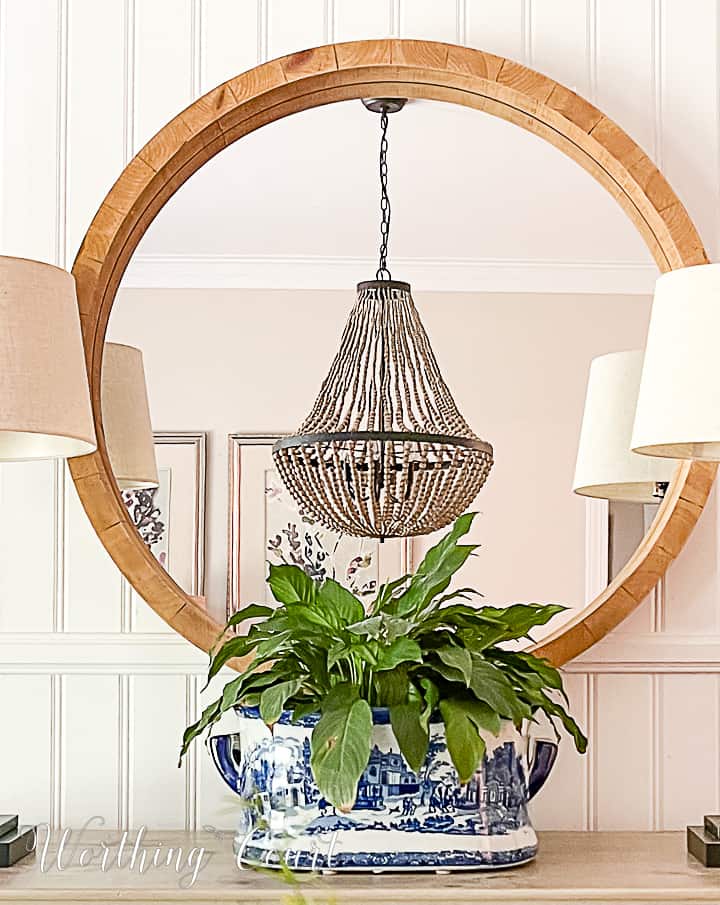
[595,0,655,154]
[399,0,458,43]
[134,0,195,153]
[0,675,52,825]
[660,673,719,829]
[333,0,392,41]
[661,0,719,260]
[466,0,524,63]
[266,0,325,60]
[529,0,588,94]
[131,674,190,829]
[0,0,60,262]
[64,471,123,632]
[530,673,588,830]
[663,482,719,635]
[196,673,241,830]
[201,0,259,91]
[62,675,119,828]
[594,674,653,830]
[0,461,56,632]
[65,0,126,264]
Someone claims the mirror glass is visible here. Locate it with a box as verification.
[106,98,661,641]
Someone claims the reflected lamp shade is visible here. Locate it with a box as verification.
[101,343,158,489]
[0,256,96,460]
[632,264,720,460]
[573,350,676,502]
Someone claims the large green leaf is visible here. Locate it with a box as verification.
[390,701,429,773]
[253,629,294,661]
[476,603,566,642]
[348,614,414,642]
[259,679,302,725]
[204,635,254,687]
[531,689,588,754]
[388,513,478,618]
[316,578,364,626]
[223,603,274,633]
[373,666,410,706]
[310,685,372,811]
[490,650,568,702]
[439,697,486,783]
[376,638,423,671]
[372,574,411,613]
[179,698,222,762]
[460,696,502,736]
[437,645,473,685]
[267,564,316,605]
[469,656,530,721]
[418,677,439,729]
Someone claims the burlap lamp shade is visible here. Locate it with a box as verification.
[0,256,96,460]
[101,342,158,489]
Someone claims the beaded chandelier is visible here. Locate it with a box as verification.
[273,99,493,539]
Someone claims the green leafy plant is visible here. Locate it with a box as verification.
[180,513,587,811]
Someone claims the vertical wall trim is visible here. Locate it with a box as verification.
[656,577,666,632]
[584,498,609,605]
[117,674,131,829]
[716,0,720,262]
[120,580,133,633]
[50,674,64,831]
[456,0,467,46]
[585,673,597,830]
[715,674,720,813]
[191,0,202,97]
[390,0,401,38]
[185,675,199,831]
[122,0,136,164]
[257,0,268,62]
[651,0,663,166]
[651,673,663,829]
[52,462,66,633]
[323,0,334,44]
[586,0,597,103]
[126,675,135,830]
[522,0,532,66]
[55,0,69,268]
[0,0,6,250]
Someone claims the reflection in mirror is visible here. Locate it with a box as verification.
[609,500,660,583]
[105,97,666,641]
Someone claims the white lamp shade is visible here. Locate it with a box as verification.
[0,256,96,460]
[101,343,158,489]
[632,263,720,460]
[573,350,676,502]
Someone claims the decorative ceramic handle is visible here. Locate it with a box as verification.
[209,733,242,793]
[527,739,558,800]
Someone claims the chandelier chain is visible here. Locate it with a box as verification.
[376,110,392,281]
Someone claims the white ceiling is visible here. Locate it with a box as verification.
[123,98,656,294]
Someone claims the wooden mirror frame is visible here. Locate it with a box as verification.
[69,39,716,666]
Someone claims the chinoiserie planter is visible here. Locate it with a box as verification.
[210,707,557,872]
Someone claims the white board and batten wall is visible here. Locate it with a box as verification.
[2,0,720,832]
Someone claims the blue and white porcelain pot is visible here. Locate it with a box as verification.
[210,707,557,872]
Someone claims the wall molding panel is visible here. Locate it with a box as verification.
[2,0,720,834]
[121,253,658,295]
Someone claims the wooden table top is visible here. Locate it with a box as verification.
[0,829,718,904]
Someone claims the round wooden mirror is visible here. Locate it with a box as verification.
[69,39,716,666]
